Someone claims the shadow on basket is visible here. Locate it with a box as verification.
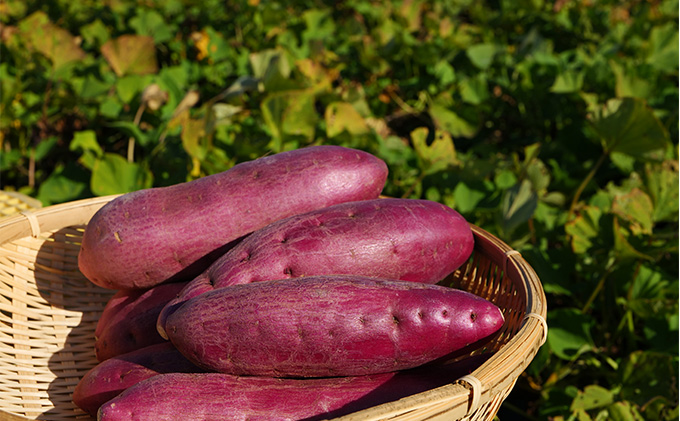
[34,226,114,420]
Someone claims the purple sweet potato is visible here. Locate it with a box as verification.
[78,145,388,290]
[97,353,492,421]
[74,342,203,416]
[95,281,188,361]
[165,276,504,377]
[156,198,474,338]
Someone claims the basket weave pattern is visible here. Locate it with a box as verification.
[0,197,547,421]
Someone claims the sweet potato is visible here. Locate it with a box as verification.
[78,145,388,290]
[95,281,188,361]
[157,198,474,338]
[165,276,504,377]
[74,342,203,416]
[97,353,492,421]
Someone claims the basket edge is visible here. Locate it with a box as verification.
[0,195,119,245]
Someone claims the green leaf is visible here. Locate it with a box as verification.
[459,75,488,105]
[565,205,603,254]
[645,161,679,223]
[433,60,456,86]
[18,12,86,70]
[550,69,585,93]
[411,127,459,175]
[280,92,318,141]
[36,163,88,206]
[325,102,370,138]
[90,153,153,196]
[589,98,669,159]
[211,103,243,127]
[429,104,478,138]
[302,9,336,43]
[646,23,679,74]
[570,385,615,411]
[116,74,153,104]
[180,116,208,161]
[107,121,153,148]
[613,217,654,261]
[627,263,676,320]
[69,130,103,158]
[99,95,123,119]
[101,35,158,77]
[525,157,551,195]
[194,27,232,63]
[80,19,110,48]
[100,96,123,119]
[608,401,645,421]
[76,74,113,99]
[452,182,486,214]
[261,90,318,147]
[250,49,282,79]
[610,60,653,100]
[494,170,517,190]
[619,351,679,407]
[611,188,654,235]
[547,308,595,360]
[217,76,259,101]
[500,179,537,234]
[610,151,637,173]
[129,9,174,43]
[466,43,496,70]
[249,49,298,92]
[34,136,58,162]
[0,149,22,169]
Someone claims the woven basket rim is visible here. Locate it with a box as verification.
[0,196,548,421]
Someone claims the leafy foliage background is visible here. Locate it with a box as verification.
[1,0,678,419]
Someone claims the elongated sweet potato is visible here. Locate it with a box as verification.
[97,354,492,421]
[165,276,504,377]
[95,281,188,361]
[74,342,203,416]
[156,198,474,338]
[78,145,388,290]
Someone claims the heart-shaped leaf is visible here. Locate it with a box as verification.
[325,102,369,138]
[90,153,153,196]
[589,97,669,159]
[101,35,158,77]
[547,308,595,360]
[570,385,615,412]
[18,12,86,70]
[411,127,459,175]
[429,104,478,138]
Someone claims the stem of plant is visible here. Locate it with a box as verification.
[401,170,427,199]
[581,260,615,314]
[128,103,147,163]
[28,147,35,188]
[567,150,609,221]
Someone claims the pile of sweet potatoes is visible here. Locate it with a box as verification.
[75,146,505,420]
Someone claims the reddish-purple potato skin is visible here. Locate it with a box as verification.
[78,146,388,290]
[156,198,474,338]
[74,342,203,416]
[95,282,187,361]
[96,354,492,421]
[165,276,504,377]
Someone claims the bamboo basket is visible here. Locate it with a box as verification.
[0,196,547,421]
[0,191,42,218]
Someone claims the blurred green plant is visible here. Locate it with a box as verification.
[1,0,677,419]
